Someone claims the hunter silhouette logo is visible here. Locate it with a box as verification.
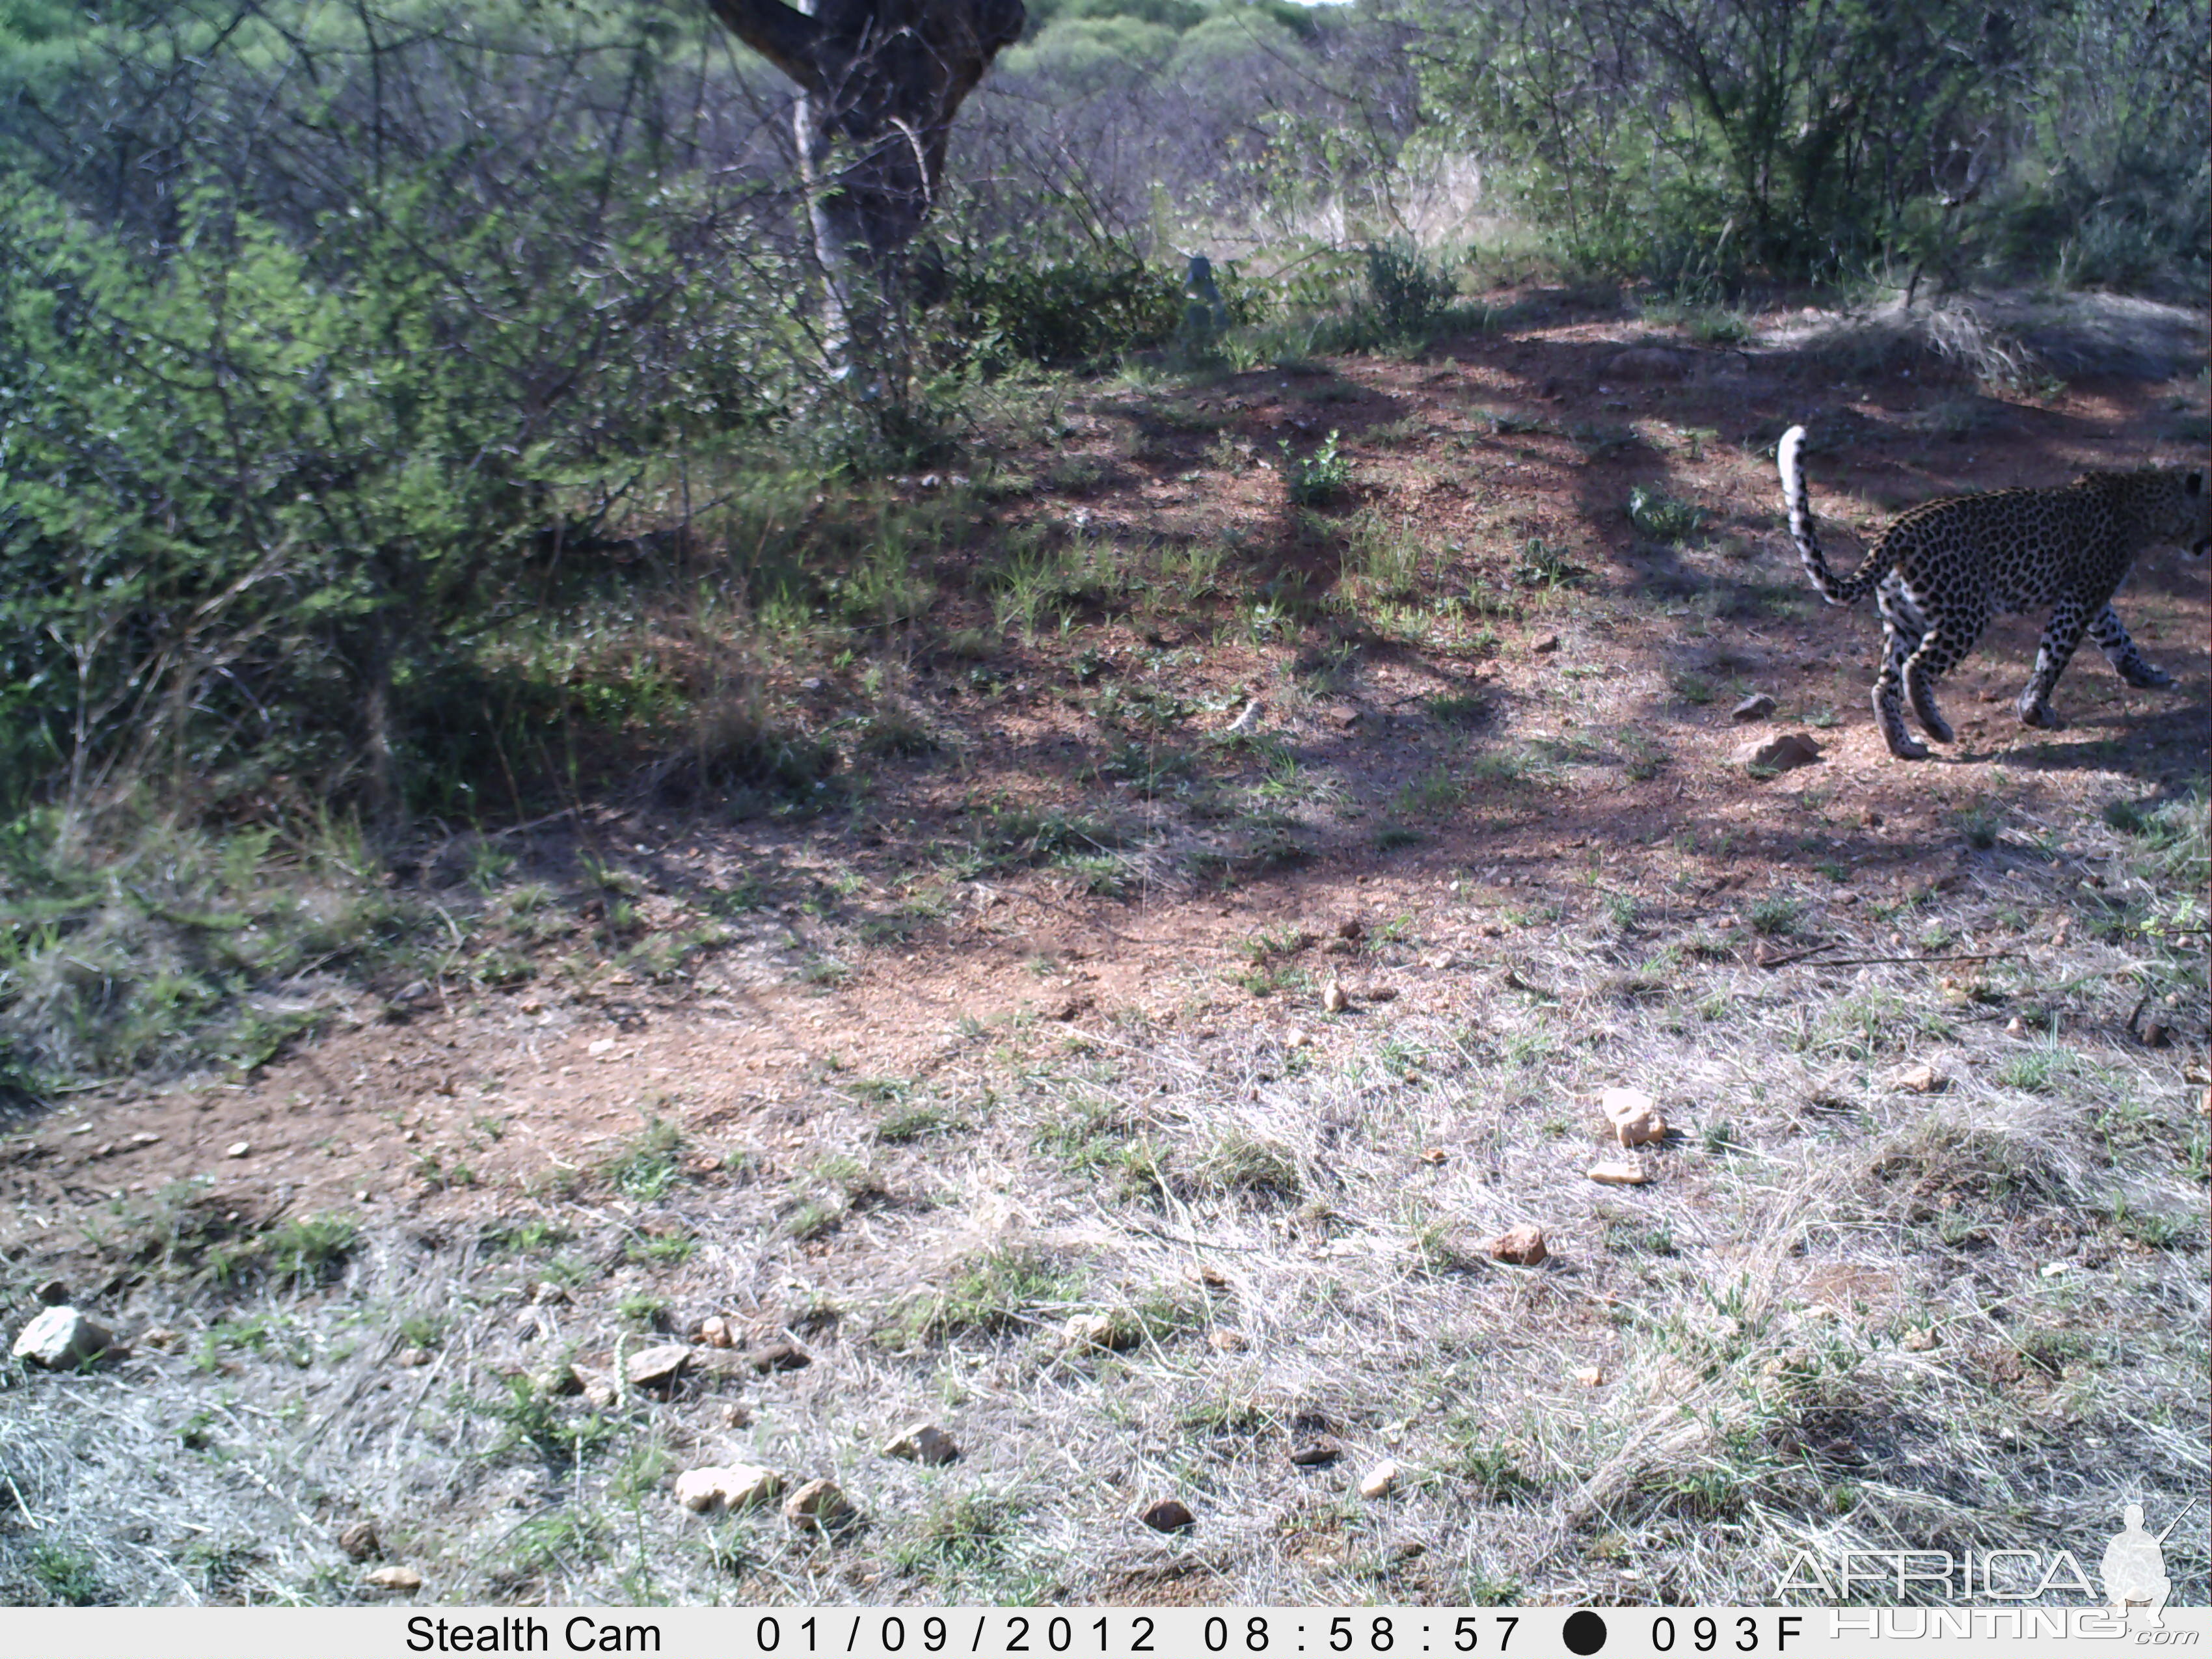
[2102,1501,2192,1629]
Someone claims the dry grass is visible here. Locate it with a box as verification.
[4,794,2204,1606]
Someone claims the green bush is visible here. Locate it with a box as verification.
[937,251,1185,370]
[1364,239,1457,334]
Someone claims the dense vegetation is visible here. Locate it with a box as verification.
[0,0,2204,1096]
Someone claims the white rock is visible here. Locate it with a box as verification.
[882,1422,960,1465]
[1587,1161,1650,1186]
[365,1565,422,1591]
[625,1343,692,1388]
[12,1305,114,1369]
[1357,1460,1401,1500]
[1602,1088,1669,1148]
[674,1464,782,1515]
[224,1141,250,1159]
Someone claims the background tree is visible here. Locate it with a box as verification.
[700,0,1027,370]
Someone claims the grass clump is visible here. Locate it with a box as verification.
[1626,485,1704,543]
[602,1120,684,1201]
[911,1247,1083,1342]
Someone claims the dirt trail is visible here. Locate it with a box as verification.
[6,290,2207,1254]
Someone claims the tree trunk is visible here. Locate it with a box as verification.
[701,0,1023,375]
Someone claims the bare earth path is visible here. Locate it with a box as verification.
[3,289,2205,1608]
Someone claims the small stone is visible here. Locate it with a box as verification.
[1587,1161,1650,1186]
[587,1038,616,1056]
[1486,1224,1548,1266]
[1895,1063,1945,1094]
[675,1464,782,1515]
[1531,634,1560,655]
[224,1141,251,1159]
[1062,1313,1129,1351]
[1283,1029,1309,1049]
[883,1422,960,1466]
[699,1315,735,1348]
[1573,1365,1604,1387]
[532,1282,571,1306]
[1901,1329,1939,1352]
[1735,732,1822,773]
[745,1339,812,1373]
[140,1327,181,1351]
[781,1477,855,1532]
[1288,1439,1342,1467]
[1601,1086,1667,1147]
[13,1306,115,1369]
[2005,1016,2026,1036]
[1336,919,1364,941]
[625,1344,692,1388]
[1731,693,1777,723]
[1207,1329,1248,1353]
[1418,1148,1448,1165]
[519,999,545,1014]
[1138,1497,1195,1532]
[393,1347,431,1368]
[2139,1018,2170,1049]
[1188,1262,1230,1289]
[574,1369,618,1409]
[365,1565,422,1591]
[338,1520,382,1561]
[1357,1461,1401,1500]
[33,1278,68,1305]
[1322,982,1349,1014]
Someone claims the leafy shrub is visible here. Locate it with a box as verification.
[1282,429,1352,506]
[937,251,1185,369]
[1364,239,1457,333]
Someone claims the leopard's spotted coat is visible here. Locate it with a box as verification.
[1777,426,2209,759]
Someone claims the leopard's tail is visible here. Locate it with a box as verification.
[1778,425,1887,605]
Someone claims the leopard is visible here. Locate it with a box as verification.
[1777,425,2209,760]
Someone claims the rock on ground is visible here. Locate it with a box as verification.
[782,1477,855,1531]
[1358,1461,1401,1500]
[12,1306,115,1369]
[1587,1161,1651,1186]
[625,1343,692,1388]
[1735,733,1822,773]
[882,1422,960,1465]
[675,1464,783,1515]
[1485,1224,1549,1265]
[1602,1086,1668,1147]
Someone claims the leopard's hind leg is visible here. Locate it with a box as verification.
[1872,576,1935,759]
[1895,581,1990,753]
[2090,602,2173,690]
